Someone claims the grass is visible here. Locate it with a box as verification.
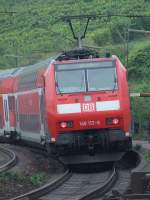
[144,152,150,163]
[30,172,47,186]
[0,171,48,187]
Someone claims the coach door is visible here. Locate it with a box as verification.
[15,89,45,144]
[3,95,10,132]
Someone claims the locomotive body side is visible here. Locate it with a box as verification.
[115,58,131,134]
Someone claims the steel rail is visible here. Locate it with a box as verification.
[102,151,148,200]
[9,170,71,200]
[107,192,150,199]
[79,167,117,200]
[0,146,17,172]
[124,193,150,199]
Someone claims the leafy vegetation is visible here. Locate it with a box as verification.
[0,0,150,135]
[30,172,47,186]
[144,151,150,163]
[0,171,48,186]
[0,0,149,67]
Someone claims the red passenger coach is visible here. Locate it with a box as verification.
[13,61,49,143]
[0,50,132,164]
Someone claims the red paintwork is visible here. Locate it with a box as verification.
[0,78,14,94]
[17,93,40,114]
[45,57,131,140]
[0,76,16,130]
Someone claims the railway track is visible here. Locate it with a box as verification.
[95,169,131,200]
[9,170,71,200]
[7,150,141,200]
[39,168,116,200]
[0,146,17,172]
[9,166,117,200]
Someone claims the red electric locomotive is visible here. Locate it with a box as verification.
[0,48,132,164]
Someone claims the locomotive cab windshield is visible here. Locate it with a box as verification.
[55,60,118,94]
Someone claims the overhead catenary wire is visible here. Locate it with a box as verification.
[128,28,150,34]
[58,14,150,21]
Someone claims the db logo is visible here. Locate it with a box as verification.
[82,103,95,112]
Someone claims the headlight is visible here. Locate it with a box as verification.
[59,121,73,128]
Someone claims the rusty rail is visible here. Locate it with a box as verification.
[130,93,150,97]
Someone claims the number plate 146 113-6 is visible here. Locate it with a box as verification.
[79,120,100,127]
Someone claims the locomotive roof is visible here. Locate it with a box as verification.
[56,48,100,61]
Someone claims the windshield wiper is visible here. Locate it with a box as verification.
[112,74,117,92]
[56,81,63,96]
[80,71,85,91]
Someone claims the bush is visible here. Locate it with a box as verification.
[30,172,47,186]
[128,41,150,80]
[130,82,150,136]
[91,28,112,46]
[109,19,131,43]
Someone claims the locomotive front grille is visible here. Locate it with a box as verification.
[55,128,131,155]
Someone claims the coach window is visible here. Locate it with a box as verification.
[4,100,8,121]
[8,96,14,111]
